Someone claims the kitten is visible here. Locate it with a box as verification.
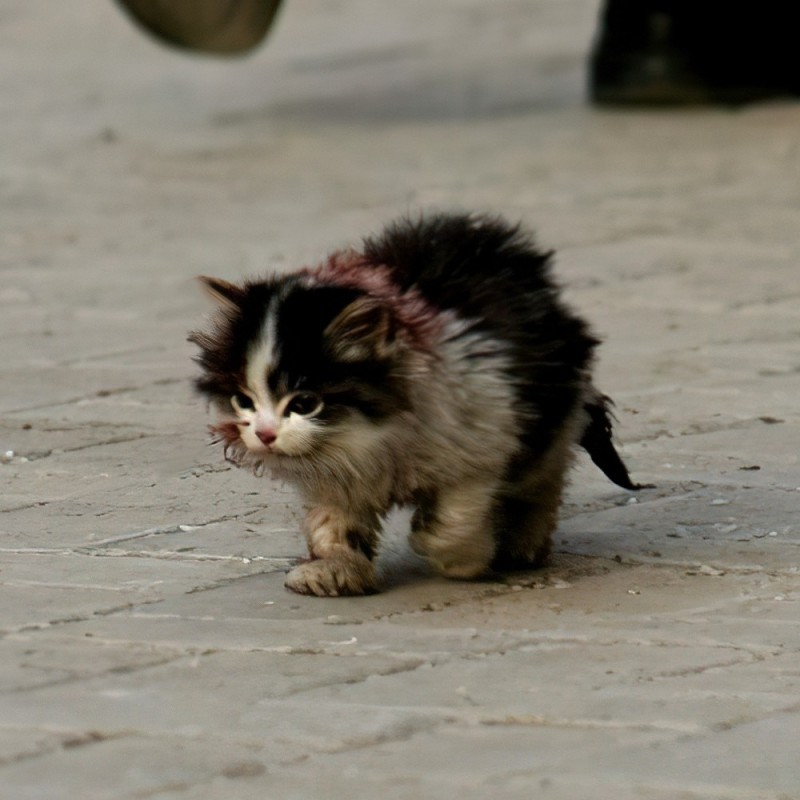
[189,212,643,596]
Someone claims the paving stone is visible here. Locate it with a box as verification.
[1,0,799,797]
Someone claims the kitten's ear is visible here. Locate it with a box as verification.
[325,296,395,361]
[196,276,244,311]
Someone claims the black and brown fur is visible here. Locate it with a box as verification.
[190,212,642,596]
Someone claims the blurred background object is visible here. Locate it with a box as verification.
[114,0,283,54]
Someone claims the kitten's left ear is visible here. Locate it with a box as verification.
[196,276,244,311]
[325,296,395,361]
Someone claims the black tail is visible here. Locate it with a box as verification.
[580,396,647,490]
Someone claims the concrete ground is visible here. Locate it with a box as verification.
[1,1,799,797]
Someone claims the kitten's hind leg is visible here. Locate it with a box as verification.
[490,480,563,572]
[409,481,498,580]
[491,450,571,572]
[284,506,379,596]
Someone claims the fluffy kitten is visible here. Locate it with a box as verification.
[189,212,642,596]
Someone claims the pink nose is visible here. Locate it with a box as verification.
[256,428,277,446]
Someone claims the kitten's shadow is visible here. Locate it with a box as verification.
[375,508,438,591]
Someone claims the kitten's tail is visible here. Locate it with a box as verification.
[580,395,649,490]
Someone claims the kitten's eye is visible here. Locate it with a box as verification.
[284,391,323,418]
[231,392,255,411]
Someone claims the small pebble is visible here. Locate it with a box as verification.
[714,523,739,534]
[698,565,726,576]
[320,636,357,646]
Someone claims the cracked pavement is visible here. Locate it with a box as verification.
[1,1,799,797]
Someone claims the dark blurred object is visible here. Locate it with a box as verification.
[114,0,283,55]
[591,1,800,105]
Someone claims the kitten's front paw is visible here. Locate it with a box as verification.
[284,553,378,597]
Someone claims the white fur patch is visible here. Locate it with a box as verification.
[233,296,325,457]
[245,298,279,403]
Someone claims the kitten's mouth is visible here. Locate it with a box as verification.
[223,443,297,479]
[209,429,287,471]
[209,422,302,477]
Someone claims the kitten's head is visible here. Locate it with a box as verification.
[189,275,409,469]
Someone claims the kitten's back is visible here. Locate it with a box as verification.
[364,213,597,442]
[363,213,557,310]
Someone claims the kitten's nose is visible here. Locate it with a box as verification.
[256,428,277,446]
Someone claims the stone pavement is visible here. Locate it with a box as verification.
[1,1,799,797]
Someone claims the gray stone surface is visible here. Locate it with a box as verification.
[1,0,799,798]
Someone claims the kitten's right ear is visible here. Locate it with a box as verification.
[196,276,244,311]
[325,296,395,362]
